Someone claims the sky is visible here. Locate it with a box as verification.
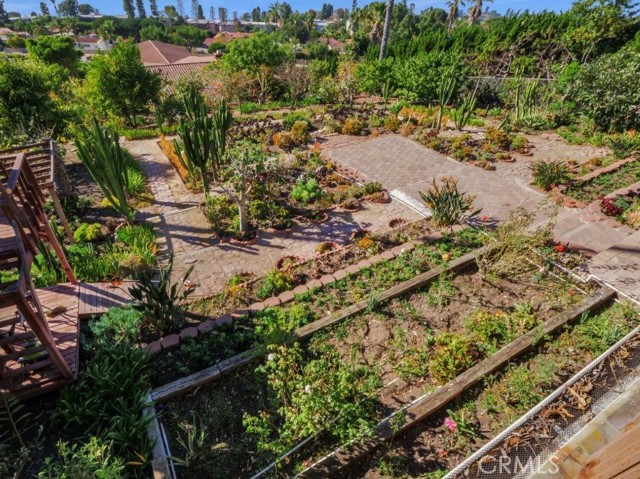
[6,0,577,18]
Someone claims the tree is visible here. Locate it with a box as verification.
[379,0,394,59]
[40,2,50,15]
[197,4,204,19]
[83,42,162,126]
[149,0,158,16]
[140,24,168,41]
[218,7,228,24]
[78,3,97,15]
[97,18,116,41]
[467,0,491,25]
[0,57,67,140]
[75,119,135,223]
[171,25,206,49]
[0,0,6,21]
[165,4,179,18]
[221,142,271,237]
[446,0,465,32]
[252,6,261,21]
[57,0,79,16]
[123,0,135,19]
[49,0,58,15]
[136,0,146,18]
[26,36,82,71]
[320,3,333,19]
[222,32,293,103]
[209,6,214,20]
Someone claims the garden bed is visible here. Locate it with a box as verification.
[156,251,593,479]
[150,226,484,384]
[557,157,640,205]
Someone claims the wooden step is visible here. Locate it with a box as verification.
[0,314,21,329]
[1,345,46,363]
[0,331,34,348]
[9,372,70,400]
[5,357,52,378]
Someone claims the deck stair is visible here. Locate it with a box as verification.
[0,141,80,399]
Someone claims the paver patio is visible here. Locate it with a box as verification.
[127,137,421,298]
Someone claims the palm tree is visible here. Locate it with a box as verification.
[378,0,394,60]
[446,0,465,33]
[268,2,281,26]
[468,0,491,25]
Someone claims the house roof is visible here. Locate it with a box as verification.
[0,28,14,35]
[318,37,344,51]
[76,36,100,44]
[146,62,220,97]
[138,40,194,66]
[211,31,253,44]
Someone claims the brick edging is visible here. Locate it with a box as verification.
[145,240,423,355]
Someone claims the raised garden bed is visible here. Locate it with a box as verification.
[150,226,484,384]
[557,157,640,206]
[155,250,598,479]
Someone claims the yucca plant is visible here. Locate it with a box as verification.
[128,253,194,336]
[75,119,134,223]
[420,176,478,228]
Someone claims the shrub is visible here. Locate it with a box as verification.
[428,332,479,384]
[87,306,143,352]
[283,111,312,130]
[419,176,477,228]
[126,168,146,196]
[256,269,292,300]
[290,121,311,146]
[607,132,640,159]
[53,345,153,464]
[254,304,315,345]
[291,179,322,204]
[273,131,296,151]
[73,223,103,243]
[570,50,640,132]
[510,135,530,153]
[39,437,125,479]
[529,159,571,191]
[205,194,236,233]
[342,117,365,135]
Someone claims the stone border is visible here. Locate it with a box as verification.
[551,157,638,208]
[145,239,426,355]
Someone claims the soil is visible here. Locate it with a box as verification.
[160,263,586,479]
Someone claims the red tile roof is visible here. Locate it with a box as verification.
[76,36,100,44]
[211,31,253,44]
[146,63,220,97]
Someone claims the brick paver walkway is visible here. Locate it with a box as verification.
[323,133,640,303]
[126,138,421,298]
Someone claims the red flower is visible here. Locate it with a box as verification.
[555,244,565,253]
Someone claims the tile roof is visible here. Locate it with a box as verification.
[138,40,192,65]
[146,63,220,97]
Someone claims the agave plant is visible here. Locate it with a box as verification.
[75,119,134,222]
[420,176,479,228]
[128,253,195,336]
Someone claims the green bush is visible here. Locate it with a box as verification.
[428,332,479,384]
[570,49,640,132]
[87,306,143,352]
[256,269,292,300]
[39,437,125,479]
[291,179,322,204]
[419,176,477,228]
[529,159,571,191]
[53,345,153,465]
[126,168,146,196]
[283,111,312,130]
[73,223,103,243]
[254,304,315,345]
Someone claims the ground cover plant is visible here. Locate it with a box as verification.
[598,190,640,229]
[348,300,639,479]
[161,249,589,478]
[563,159,640,203]
[152,226,485,384]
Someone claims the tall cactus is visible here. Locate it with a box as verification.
[174,93,233,196]
[435,70,458,130]
[75,119,134,223]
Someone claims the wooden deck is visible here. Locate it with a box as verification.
[0,210,17,261]
[78,281,135,320]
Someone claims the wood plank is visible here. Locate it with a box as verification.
[151,249,486,403]
[295,286,617,479]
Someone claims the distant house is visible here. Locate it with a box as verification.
[139,40,218,97]
[75,35,112,54]
[209,31,253,45]
[0,27,15,42]
[317,37,344,53]
[138,40,216,66]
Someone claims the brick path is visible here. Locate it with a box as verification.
[126,138,421,298]
[323,133,640,303]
